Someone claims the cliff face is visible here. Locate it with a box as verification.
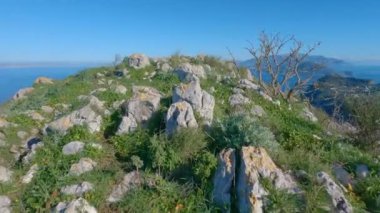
[0,54,378,212]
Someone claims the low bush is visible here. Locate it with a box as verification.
[212,115,277,151]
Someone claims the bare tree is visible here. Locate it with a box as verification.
[246,32,321,100]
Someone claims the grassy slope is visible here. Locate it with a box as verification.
[0,55,378,212]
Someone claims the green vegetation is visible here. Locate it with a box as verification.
[0,54,378,212]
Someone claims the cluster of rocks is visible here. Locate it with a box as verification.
[45,96,105,134]
[212,146,300,212]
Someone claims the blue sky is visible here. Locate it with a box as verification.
[1,0,380,62]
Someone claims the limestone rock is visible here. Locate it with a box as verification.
[128,53,150,69]
[173,79,214,125]
[259,91,273,102]
[107,171,142,203]
[165,101,198,136]
[160,63,172,72]
[22,164,38,184]
[13,87,34,100]
[316,171,353,213]
[61,182,94,196]
[212,148,236,212]
[174,63,206,81]
[237,147,300,212]
[239,79,259,90]
[0,166,12,183]
[237,147,268,213]
[54,198,97,213]
[0,118,10,128]
[117,116,138,134]
[45,96,104,134]
[62,141,85,155]
[301,107,318,122]
[251,105,266,117]
[117,86,162,134]
[25,110,45,121]
[229,93,250,106]
[34,77,54,84]
[113,85,127,94]
[17,131,28,139]
[0,196,11,213]
[21,137,44,164]
[69,158,97,176]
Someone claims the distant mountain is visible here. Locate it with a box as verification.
[239,55,347,70]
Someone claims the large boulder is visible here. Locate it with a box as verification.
[165,101,198,136]
[173,79,215,125]
[117,86,162,134]
[54,198,97,213]
[34,77,54,84]
[212,148,236,212]
[316,172,353,213]
[128,53,150,69]
[174,63,206,81]
[237,147,267,213]
[13,87,34,100]
[45,96,104,134]
[0,196,11,213]
[0,166,12,183]
[237,147,300,212]
[107,171,142,203]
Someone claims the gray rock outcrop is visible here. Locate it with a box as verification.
[34,77,54,84]
[54,198,97,213]
[22,164,38,184]
[174,63,206,81]
[45,96,104,134]
[172,79,214,125]
[0,196,11,213]
[61,182,94,196]
[62,141,85,155]
[237,147,300,212]
[117,86,162,134]
[128,54,150,69]
[0,166,12,183]
[13,87,34,100]
[69,158,97,176]
[165,101,198,136]
[107,171,142,203]
[212,148,236,212]
[316,171,353,213]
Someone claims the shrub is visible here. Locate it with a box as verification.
[147,129,209,176]
[212,115,277,151]
[110,129,150,162]
[62,125,94,143]
[193,151,217,184]
[118,178,213,212]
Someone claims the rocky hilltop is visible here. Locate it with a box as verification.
[0,54,379,212]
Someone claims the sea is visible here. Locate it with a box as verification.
[0,63,379,105]
[0,66,90,104]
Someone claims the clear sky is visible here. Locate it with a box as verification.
[1,0,380,63]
